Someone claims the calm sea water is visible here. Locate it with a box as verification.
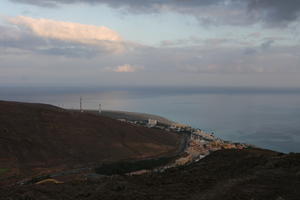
[1,86,300,153]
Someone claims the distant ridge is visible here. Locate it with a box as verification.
[83,110,174,125]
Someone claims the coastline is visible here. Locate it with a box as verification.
[3,104,299,200]
[73,109,252,169]
[6,105,254,185]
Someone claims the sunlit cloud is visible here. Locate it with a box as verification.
[105,64,144,73]
[0,16,126,56]
[8,16,122,44]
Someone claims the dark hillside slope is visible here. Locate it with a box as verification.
[0,100,180,178]
[1,148,299,200]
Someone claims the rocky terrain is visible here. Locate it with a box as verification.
[1,148,299,200]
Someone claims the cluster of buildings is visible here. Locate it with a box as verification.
[117,118,199,134]
[117,117,250,168]
[176,132,249,165]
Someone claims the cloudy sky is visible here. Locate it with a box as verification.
[1,0,300,87]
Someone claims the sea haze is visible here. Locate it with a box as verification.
[1,86,300,153]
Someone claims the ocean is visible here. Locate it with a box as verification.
[1,86,300,153]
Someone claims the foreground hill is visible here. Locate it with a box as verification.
[1,148,299,200]
[0,100,181,180]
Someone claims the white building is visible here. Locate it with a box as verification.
[147,119,157,127]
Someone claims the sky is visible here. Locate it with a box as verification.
[0,0,300,88]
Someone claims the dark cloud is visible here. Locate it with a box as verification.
[10,0,221,9]
[243,48,257,55]
[247,0,300,26]
[10,0,59,7]
[260,40,274,50]
[10,0,300,26]
[35,45,101,58]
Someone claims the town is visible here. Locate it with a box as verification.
[117,117,251,170]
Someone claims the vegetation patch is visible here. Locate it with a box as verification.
[0,168,9,176]
[95,156,175,175]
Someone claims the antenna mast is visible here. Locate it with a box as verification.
[80,97,83,112]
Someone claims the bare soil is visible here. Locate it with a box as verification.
[0,100,181,183]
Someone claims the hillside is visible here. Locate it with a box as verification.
[1,148,299,200]
[83,110,174,126]
[0,100,181,181]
